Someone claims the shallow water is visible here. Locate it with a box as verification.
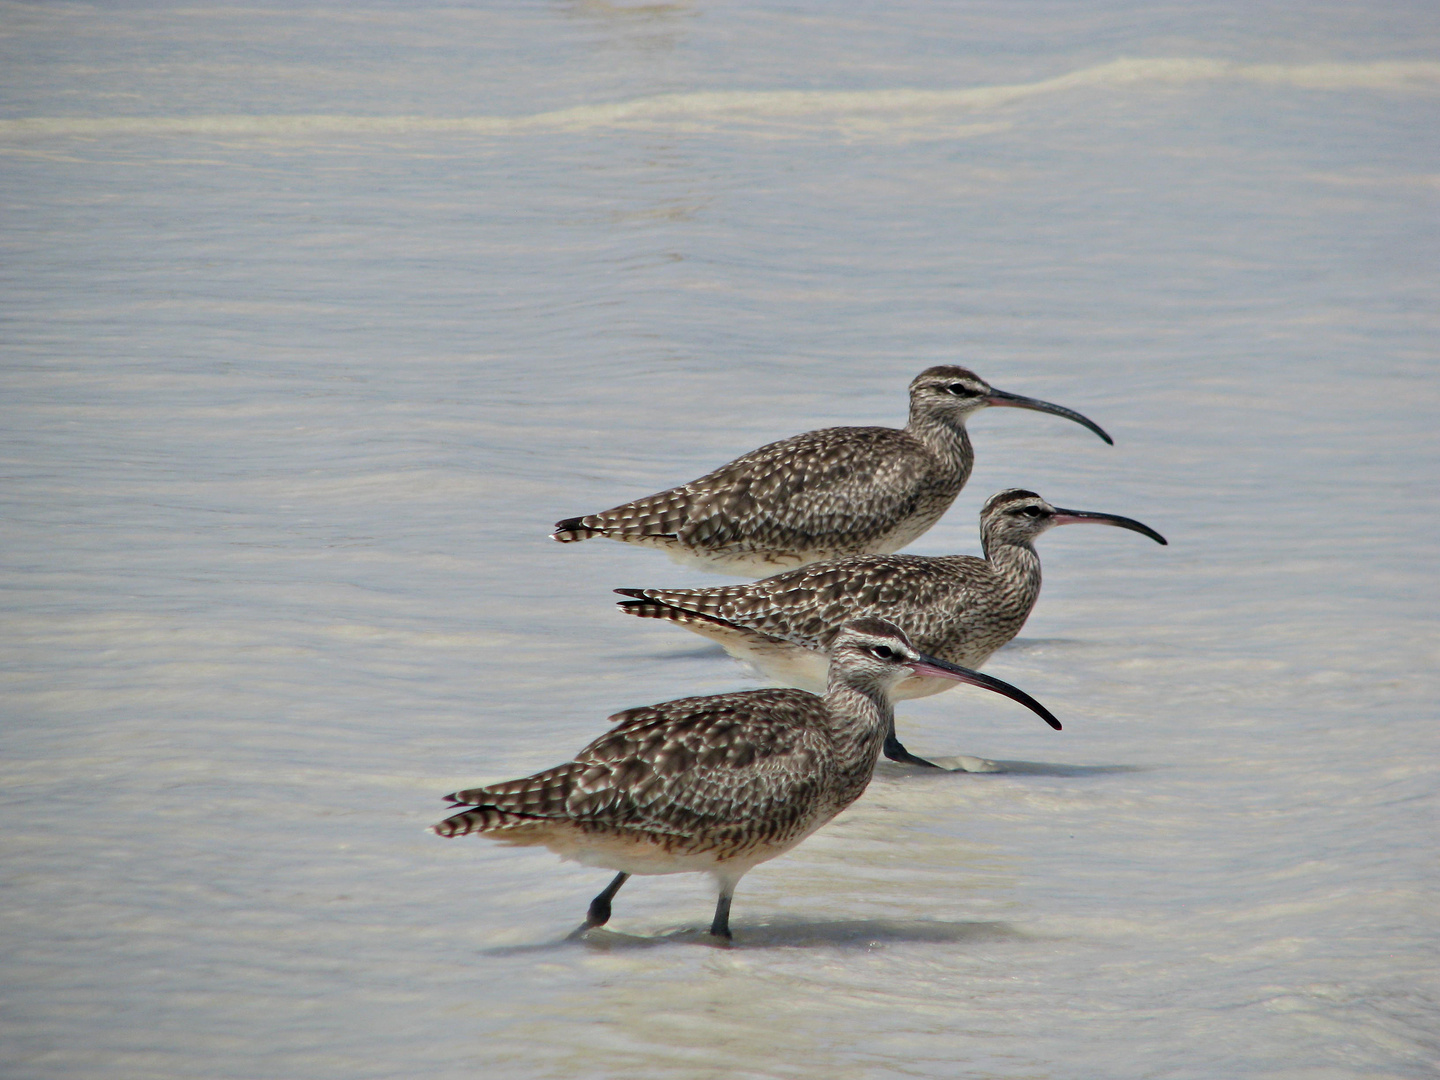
[2,3,1438,1078]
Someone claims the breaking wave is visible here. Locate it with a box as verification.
[2,58,1436,140]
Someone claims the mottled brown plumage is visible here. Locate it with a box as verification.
[552,367,1111,576]
[436,689,838,864]
[617,490,1166,766]
[432,618,1058,940]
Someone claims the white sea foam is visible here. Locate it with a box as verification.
[2,58,1436,140]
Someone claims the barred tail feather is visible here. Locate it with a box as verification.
[615,596,731,629]
[551,516,602,543]
[434,765,582,840]
[431,805,518,837]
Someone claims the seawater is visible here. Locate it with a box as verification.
[2,3,1437,1078]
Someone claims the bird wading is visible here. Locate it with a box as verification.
[552,368,1112,576]
[431,619,1059,940]
[616,489,1165,767]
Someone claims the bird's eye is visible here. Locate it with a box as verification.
[870,645,897,660]
[946,383,973,396]
[1022,506,1045,518]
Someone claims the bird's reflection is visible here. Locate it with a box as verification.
[485,917,1023,954]
[873,759,1148,777]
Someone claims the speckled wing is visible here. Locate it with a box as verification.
[675,427,941,556]
[620,554,1005,661]
[433,689,832,841]
[556,426,941,556]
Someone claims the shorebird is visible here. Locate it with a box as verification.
[551,367,1111,576]
[431,618,1059,941]
[616,489,1166,768]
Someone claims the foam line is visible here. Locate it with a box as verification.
[2,58,1436,140]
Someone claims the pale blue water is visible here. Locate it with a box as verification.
[2,4,1438,1078]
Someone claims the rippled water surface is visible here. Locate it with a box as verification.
[3,3,1438,1078]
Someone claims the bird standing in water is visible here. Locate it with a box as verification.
[552,367,1111,576]
[617,489,1166,767]
[432,618,1059,941]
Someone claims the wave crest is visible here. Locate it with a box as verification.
[2,58,1435,141]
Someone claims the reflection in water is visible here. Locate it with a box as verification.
[975,760,1146,777]
[594,916,1022,949]
[487,917,1021,954]
[478,917,1036,1080]
[564,0,696,19]
[470,809,1037,1078]
[907,758,1148,777]
[561,0,698,63]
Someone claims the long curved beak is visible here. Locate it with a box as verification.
[985,387,1113,445]
[907,654,1062,730]
[1050,507,1167,545]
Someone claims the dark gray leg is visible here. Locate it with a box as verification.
[883,723,940,769]
[710,886,734,940]
[586,872,629,928]
[568,872,630,938]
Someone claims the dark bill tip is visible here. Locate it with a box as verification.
[1051,508,1168,545]
[908,655,1062,731]
[986,388,1114,445]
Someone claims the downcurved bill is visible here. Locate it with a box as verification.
[907,654,1062,730]
[985,388,1114,445]
[1051,507,1168,545]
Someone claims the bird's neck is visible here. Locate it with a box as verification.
[980,530,1043,599]
[822,681,894,772]
[904,407,974,481]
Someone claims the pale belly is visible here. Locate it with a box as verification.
[490,818,825,879]
[627,524,933,578]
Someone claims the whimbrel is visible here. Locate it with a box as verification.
[552,367,1111,576]
[617,489,1165,768]
[431,618,1059,941]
